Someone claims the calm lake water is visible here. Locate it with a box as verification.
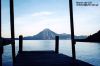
[2,40,100,66]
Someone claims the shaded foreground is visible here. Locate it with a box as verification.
[14,51,92,66]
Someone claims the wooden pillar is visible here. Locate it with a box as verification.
[69,0,76,60]
[0,0,3,66]
[55,36,59,54]
[10,0,16,64]
[0,45,2,66]
[0,46,3,66]
[0,0,1,38]
[0,53,2,66]
[0,42,3,66]
[19,35,23,53]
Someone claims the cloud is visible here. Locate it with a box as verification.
[32,11,54,17]
[15,11,54,25]
[15,11,68,37]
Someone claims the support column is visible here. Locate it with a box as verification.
[69,0,76,60]
[0,0,3,66]
[10,0,15,64]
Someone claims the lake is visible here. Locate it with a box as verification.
[2,40,100,66]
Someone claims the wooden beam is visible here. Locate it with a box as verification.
[0,41,3,66]
[19,35,23,53]
[0,47,3,66]
[55,36,59,54]
[0,45,3,66]
[10,0,15,39]
[0,0,3,66]
[10,0,15,64]
[0,0,1,38]
[69,0,76,60]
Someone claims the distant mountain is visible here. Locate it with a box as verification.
[86,30,100,42]
[75,35,87,39]
[31,29,57,40]
[23,28,87,40]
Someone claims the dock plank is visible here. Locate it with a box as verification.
[14,51,93,66]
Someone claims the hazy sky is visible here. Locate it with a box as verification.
[1,0,100,38]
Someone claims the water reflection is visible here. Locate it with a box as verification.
[2,40,100,66]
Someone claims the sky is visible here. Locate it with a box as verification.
[1,0,100,38]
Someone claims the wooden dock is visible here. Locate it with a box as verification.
[14,36,92,66]
[14,51,92,66]
[0,36,93,66]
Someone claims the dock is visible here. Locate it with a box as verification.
[14,51,92,66]
[14,36,92,66]
[0,36,93,66]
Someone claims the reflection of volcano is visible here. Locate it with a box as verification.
[23,28,86,40]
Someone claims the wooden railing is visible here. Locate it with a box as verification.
[18,35,60,54]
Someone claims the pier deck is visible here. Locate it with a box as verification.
[14,51,92,66]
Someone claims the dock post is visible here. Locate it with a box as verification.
[0,0,3,66]
[55,36,59,54]
[0,45,3,66]
[10,0,16,65]
[0,0,1,38]
[19,35,23,53]
[69,0,76,61]
[0,39,2,66]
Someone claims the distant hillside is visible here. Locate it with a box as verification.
[23,28,87,40]
[32,29,57,40]
[86,30,100,42]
